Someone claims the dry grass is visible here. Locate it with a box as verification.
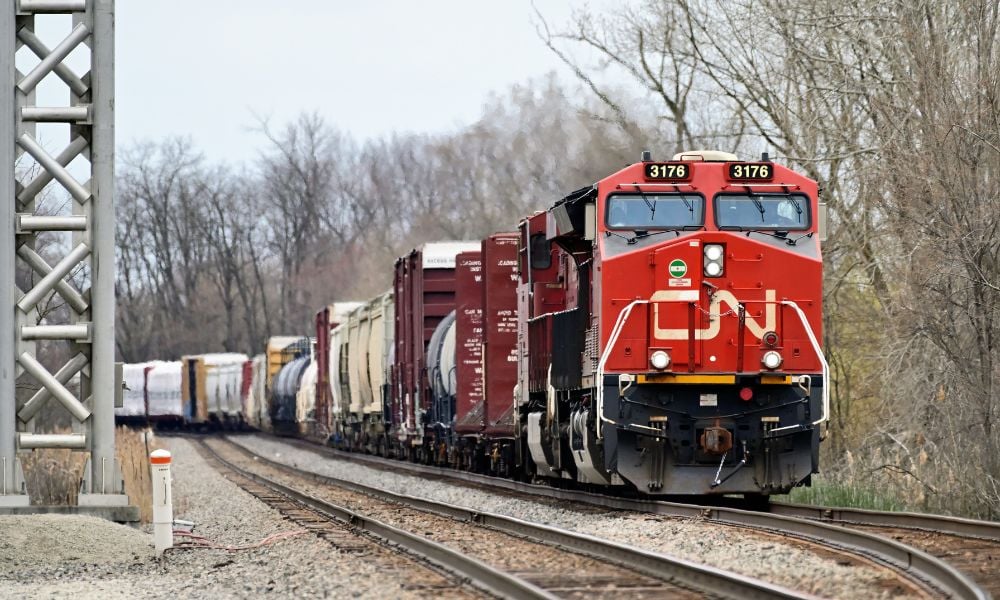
[17,426,175,521]
[115,426,165,523]
[21,443,88,506]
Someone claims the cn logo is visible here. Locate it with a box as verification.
[649,289,776,341]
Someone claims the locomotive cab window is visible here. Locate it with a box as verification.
[529,233,552,269]
[714,193,811,231]
[605,193,704,230]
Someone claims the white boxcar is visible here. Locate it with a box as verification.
[202,353,249,422]
[116,362,154,418]
[146,361,183,420]
[245,354,268,430]
[181,353,248,426]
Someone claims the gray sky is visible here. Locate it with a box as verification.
[109,1,603,164]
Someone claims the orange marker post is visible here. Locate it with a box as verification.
[150,449,173,555]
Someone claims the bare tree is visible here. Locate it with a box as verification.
[256,113,356,332]
[539,0,1000,516]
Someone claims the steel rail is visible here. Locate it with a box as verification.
[768,501,1000,541]
[216,437,806,600]
[256,434,989,600]
[194,438,555,600]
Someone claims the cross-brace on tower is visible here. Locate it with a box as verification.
[1,0,123,506]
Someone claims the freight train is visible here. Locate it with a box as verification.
[117,151,828,497]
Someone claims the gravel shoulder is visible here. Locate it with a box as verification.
[0,437,450,599]
[232,433,920,599]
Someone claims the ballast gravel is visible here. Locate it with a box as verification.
[233,434,916,599]
[0,437,455,599]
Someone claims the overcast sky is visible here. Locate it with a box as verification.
[103,1,608,164]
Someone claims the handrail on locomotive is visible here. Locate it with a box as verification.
[596,296,829,439]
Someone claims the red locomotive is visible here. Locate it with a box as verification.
[517,150,826,495]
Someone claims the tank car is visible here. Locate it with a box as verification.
[518,150,827,496]
[265,337,311,435]
[271,353,310,436]
[425,309,456,463]
[266,336,307,397]
[296,359,318,436]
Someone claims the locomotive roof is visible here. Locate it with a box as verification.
[552,185,597,209]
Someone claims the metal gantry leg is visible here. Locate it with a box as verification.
[0,0,18,505]
[2,0,123,506]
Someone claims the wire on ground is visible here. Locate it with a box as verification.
[170,529,309,552]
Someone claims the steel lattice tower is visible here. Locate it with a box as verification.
[1,0,122,506]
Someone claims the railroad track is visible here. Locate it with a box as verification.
[769,503,1000,599]
[195,435,810,599]
[192,438,486,599]
[248,433,991,600]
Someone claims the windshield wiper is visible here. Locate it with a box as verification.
[788,196,803,223]
[749,194,766,222]
[605,230,636,244]
[680,195,694,215]
[632,225,705,243]
[638,190,656,218]
[718,225,802,246]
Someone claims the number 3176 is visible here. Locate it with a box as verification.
[730,163,772,180]
[646,163,688,179]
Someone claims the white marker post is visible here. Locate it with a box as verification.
[150,449,173,555]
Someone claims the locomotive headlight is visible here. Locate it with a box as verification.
[762,350,783,370]
[650,350,671,370]
[703,244,724,277]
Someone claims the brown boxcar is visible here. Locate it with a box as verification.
[454,250,485,434]
[482,234,520,437]
[392,242,480,448]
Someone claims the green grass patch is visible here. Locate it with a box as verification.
[777,478,907,512]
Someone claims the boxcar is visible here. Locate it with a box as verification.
[391,241,479,457]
